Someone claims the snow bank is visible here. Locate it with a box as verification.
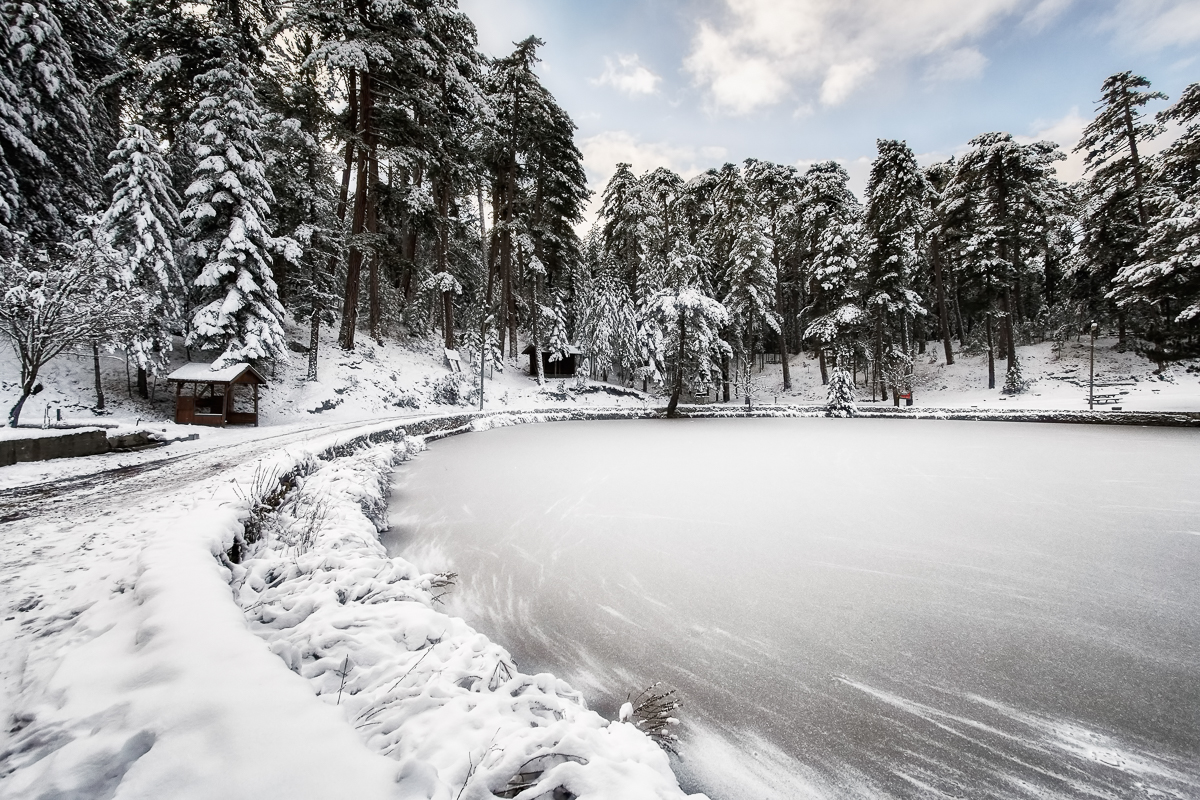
[0,463,403,799]
[233,436,700,800]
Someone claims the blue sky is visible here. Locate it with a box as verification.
[459,0,1200,218]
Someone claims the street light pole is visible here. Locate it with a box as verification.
[1089,321,1098,410]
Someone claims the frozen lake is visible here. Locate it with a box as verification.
[384,418,1200,799]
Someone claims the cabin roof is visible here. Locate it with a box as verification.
[166,362,267,384]
[521,344,581,356]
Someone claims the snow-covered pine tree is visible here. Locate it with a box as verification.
[258,32,343,379]
[1111,82,1200,363]
[546,290,571,363]
[862,140,929,401]
[804,217,866,373]
[825,354,857,418]
[1075,71,1167,344]
[949,133,1065,393]
[99,124,184,393]
[181,38,294,368]
[716,163,780,387]
[745,159,802,390]
[798,161,863,384]
[52,0,124,186]
[654,287,728,417]
[118,0,214,200]
[0,0,98,251]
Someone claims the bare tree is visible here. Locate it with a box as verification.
[0,245,136,425]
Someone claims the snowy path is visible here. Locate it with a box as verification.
[0,414,429,798]
[386,418,1200,800]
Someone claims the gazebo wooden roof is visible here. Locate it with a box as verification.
[166,362,266,426]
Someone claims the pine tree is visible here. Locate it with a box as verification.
[799,161,862,384]
[654,287,728,416]
[0,0,98,250]
[1075,71,1167,344]
[1112,82,1200,362]
[546,290,571,362]
[715,163,780,389]
[948,133,1065,392]
[258,33,342,379]
[862,140,929,400]
[825,359,857,418]
[744,159,802,389]
[98,124,184,388]
[181,39,293,367]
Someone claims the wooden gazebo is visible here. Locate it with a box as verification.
[522,344,580,378]
[166,362,266,426]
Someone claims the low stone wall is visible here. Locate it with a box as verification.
[0,429,111,467]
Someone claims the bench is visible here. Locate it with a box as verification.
[1091,393,1121,405]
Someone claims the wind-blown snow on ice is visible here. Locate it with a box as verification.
[234,439,701,800]
[386,418,1200,800]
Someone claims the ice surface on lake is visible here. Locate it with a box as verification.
[385,419,1200,799]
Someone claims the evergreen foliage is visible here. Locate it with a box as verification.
[181,40,293,368]
[99,124,183,375]
[1,0,1198,401]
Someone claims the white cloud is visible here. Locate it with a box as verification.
[684,0,1044,114]
[1021,0,1075,30]
[820,58,877,105]
[593,54,662,97]
[578,131,729,227]
[1103,0,1200,50]
[923,47,989,84]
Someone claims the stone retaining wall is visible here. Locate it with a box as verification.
[0,429,111,467]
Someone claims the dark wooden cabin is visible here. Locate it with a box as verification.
[167,362,266,426]
[522,344,580,378]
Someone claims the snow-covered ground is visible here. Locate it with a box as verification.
[738,337,1200,413]
[387,418,1200,800]
[2,326,1199,798]
[0,412,705,799]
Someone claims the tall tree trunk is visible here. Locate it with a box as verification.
[8,370,39,427]
[442,290,455,349]
[1122,99,1149,227]
[774,274,790,391]
[338,70,373,351]
[93,344,105,410]
[666,312,686,417]
[530,270,544,386]
[307,298,321,381]
[932,234,955,364]
[818,348,828,385]
[312,69,357,376]
[1002,287,1018,366]
[986,312,996,390]
[367,146,381,339]
[721,352,730,401]
[952,271,966,343]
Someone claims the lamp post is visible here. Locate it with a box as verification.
[1089,322,1098,410]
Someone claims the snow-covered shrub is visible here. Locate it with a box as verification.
[1002,360,1027,394]
[231,441,694,800]
[428,373,477,406]
[619,683,682,755]
[825,367,857,417]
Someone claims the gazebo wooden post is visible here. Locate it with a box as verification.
[253,383,259,427]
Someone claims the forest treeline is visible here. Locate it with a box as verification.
[0,0,1197,424]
